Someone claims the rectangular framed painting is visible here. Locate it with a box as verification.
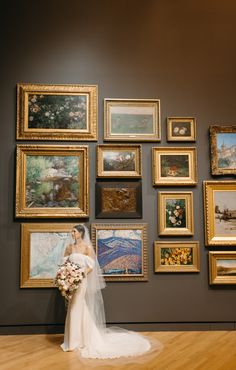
[152,147,197,186]
[95,181,142,218]
[209,251,236,285]
[16,83,98,141]
[154,241,200,272]
[210,125,236,175]
[204,181,236,246]
[167,117,196,141]
[104,98,161,142]
[16,144,89,218]
[20,223,80,287]
[158,191,194,236]
[91,223,148,281]
[97,144,142,178]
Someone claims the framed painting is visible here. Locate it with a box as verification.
[95,181,142,218]
[167,117,196,142]
[204,181,236,246]
[154,241,200,272]
[104,98,161,142]
[158,191,194,236]
[209,251,236,285]
[16,83,98,141]
[16,144,89,218]
[20,223,79,288]
[97,144,142,178]
[91,223,148,281]
[210,125,236,175]
[152,147,197,186]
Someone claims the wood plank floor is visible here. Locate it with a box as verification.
[0,331,236,370]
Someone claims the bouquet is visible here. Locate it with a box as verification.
[55,259,85,300]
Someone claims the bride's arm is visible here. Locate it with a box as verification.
[85,245,95,275]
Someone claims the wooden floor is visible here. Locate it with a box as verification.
[0,331,236,370]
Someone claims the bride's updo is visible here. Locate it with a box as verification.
[74,224,85,239]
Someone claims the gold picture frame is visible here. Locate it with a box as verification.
[91,223,148,281]
[104,98,161,142]
[20,223,79,288]
[154,241,200,272]
[209,251,236,285]
[204,181,236,246]
[16,144,89,218]
[96,144,142,178]
[210,125,236,175]
[158,191,194,236]
[152,147,197,186]
[167,117,196,142]
[16,83,98,141]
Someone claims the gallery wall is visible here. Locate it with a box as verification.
[1,0,236,334]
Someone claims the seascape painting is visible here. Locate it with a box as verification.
[216,133,236,170]
[110,106,154,134]
[165,198,186,228]
[160,154,190,178]
[103,150,135,172]
[160,247,193,266]
[216,259,236,276]
[214,191,236,236]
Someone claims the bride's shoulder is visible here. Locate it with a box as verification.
[64,243,73,256]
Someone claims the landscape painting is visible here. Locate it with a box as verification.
[214,190,236,236]
[103,150,135,172]
[160,154,189,178]
[91,224,148,281]
[110,106,154,134]
[209,251,236,284]
[216,259,236,276]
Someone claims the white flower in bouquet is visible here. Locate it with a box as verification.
[55,259,85,301]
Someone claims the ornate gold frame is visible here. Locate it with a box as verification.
[91,223,148,281]
[167,117,196,142]
[209,251,236,285]
[16,83,98,141]
[96,144,142,178]
[152,147,197,186]
[154,241,200,272]
[204,180,236,246]
[158,191,194,236]
[16,144,89,218]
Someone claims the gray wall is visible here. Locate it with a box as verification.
[1,0,236,334]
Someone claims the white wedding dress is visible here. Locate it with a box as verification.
[61,252,153,359]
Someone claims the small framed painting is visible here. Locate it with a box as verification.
[97,144,142,178]
[209,251,236,285]
[210,125,236,175]
[16,83,98,141]
[167,117,196,141]
[91,223,148,281]
[20,223,79,287]
[95,181,142,218]
[158,191,194,236]
[16,144,89,218]
[104,98,161,142]
[152,147,197,186]
[204,181,236,246]
[154,241,200,272]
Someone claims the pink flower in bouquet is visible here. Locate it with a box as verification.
[55,259,85,300]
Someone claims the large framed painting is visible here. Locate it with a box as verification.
[104,98,161,142]
[16,83,98,141]
[152,147,197,186]
[209,251,236,285]
[91,223,148,281]
[210,125,236,175]
[20,223,79,287]
[95,181,142,218]
[154,241,200,272]
[97,144,142,178]
[158,191,194,236]
[204,181,236,246]
[16,144,89,218]
[167,117,196,142]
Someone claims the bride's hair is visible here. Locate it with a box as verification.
[74,224,85,239]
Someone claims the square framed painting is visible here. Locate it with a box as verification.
[91,223,148,281]
[16,144,89,218]
[97,144,142,178]
[95,181,142,218]
[210,125,236,175]
[209,251,236,285]
[20,223,79,288]
[154,241,200,272]
[158,191,194,236]
[16,83,98,141]
[204,181,236,246]
[167,117,196,142]
[104,98,161,142]
[152,147,197,186]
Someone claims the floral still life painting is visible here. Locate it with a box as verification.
[165,199,186,228]
[167,117,196,141]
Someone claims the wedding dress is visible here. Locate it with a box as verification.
[61,252,155,359]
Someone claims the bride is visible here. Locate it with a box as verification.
[60,224,162,359]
